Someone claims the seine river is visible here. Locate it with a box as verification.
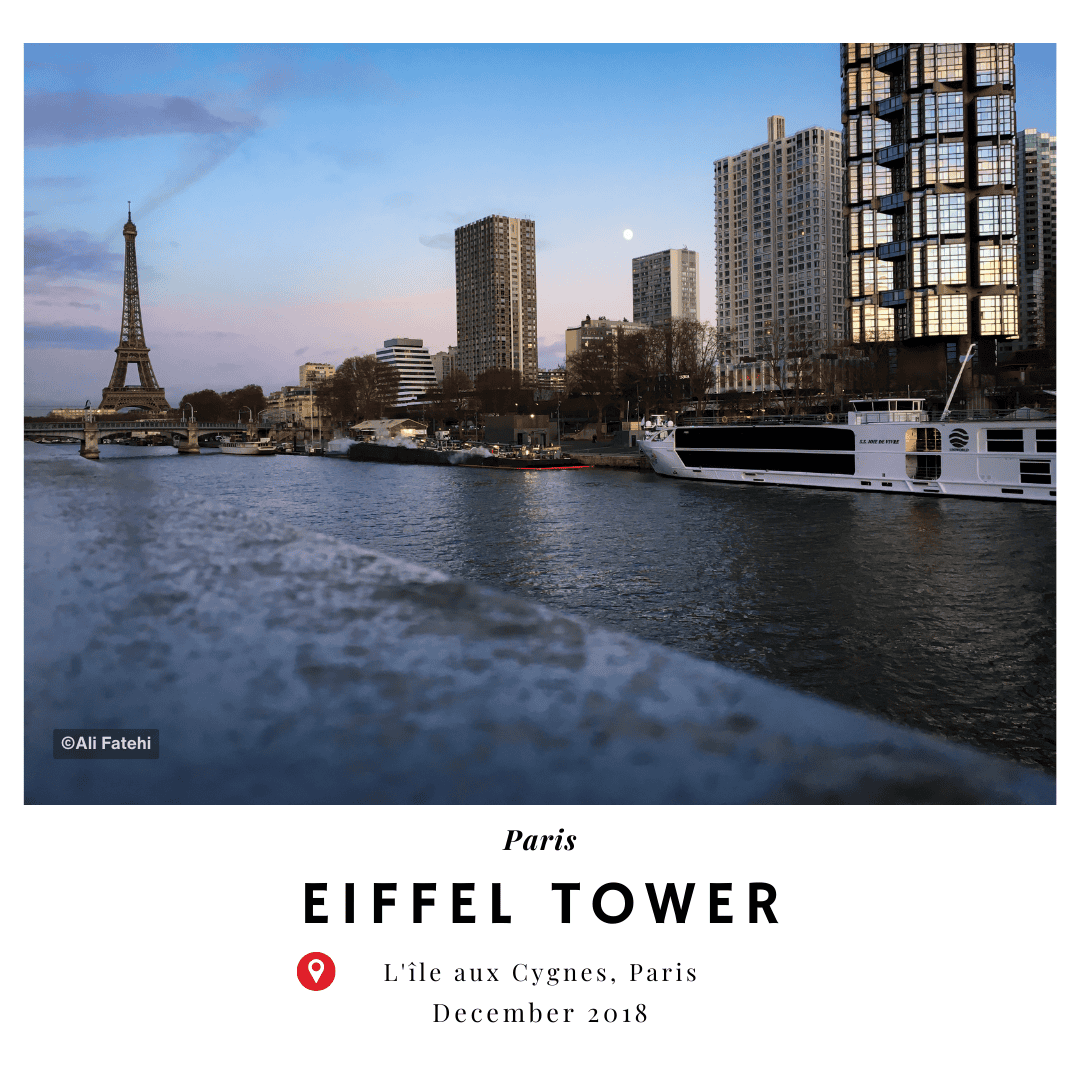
[25,442,1056,771]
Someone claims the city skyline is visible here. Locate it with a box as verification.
[24,43,1056,410]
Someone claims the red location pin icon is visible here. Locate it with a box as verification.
[297,952,336,991]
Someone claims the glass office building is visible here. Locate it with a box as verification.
[841,43,1019,359]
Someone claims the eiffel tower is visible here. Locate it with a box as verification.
[99,208,170,412]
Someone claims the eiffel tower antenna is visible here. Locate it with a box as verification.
[99,208,170,413]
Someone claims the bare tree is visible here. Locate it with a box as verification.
[474,368,526,415]
[322,355,400,422]
[567,344,618,431]
[432,370,473,429]
[617,331,663,418]
[671,318,719,416]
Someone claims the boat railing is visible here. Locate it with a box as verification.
[415,438,564,460]
[674,413,846,426]
[671,406,1055,427]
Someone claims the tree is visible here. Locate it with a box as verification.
[567,344,617,430]
[178,388,226,421]
[221,384,266,420]
[474,368,525,415]
[322,356,400,422]
[178,385,266,423]
[671,318,719,416]
[757,322,828,415]
[617,331,665,418]
[432,370,473,428]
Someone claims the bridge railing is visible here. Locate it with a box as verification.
[26,420,250,431]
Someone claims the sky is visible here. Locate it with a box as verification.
[24,42,1057,411]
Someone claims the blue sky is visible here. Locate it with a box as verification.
[24,43,1057,410]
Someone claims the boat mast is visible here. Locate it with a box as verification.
[940,343,977,420]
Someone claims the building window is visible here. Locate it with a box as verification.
[914,142,965,187]
[976,96,1015,137]
[924,242,967,285]
[852,301,894,343]
[976,44,1014,88]
[978,145,1015,187]
[913,292,968,337]
[924,43,963,84]
[978,194,1017,236]
[978,294,1018,336]
[978,242,1017,285]
[923,92,964,135]
[921,193,966,236]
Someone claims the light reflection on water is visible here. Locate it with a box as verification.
[25,443,1055,770]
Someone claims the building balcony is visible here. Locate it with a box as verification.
[874,45,907,71]
[876,94,904,117]
[880,289,908,307]
[876,241,909,260]
[878,191,907,214]
[876,143,907,166]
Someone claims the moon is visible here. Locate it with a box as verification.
[623,229,633,240]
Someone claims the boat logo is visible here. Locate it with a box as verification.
[948,428,969,449]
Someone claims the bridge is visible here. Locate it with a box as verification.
[24,417,263,457]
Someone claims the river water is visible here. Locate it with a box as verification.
[24,442,1056,771]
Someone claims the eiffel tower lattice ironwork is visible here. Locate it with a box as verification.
[99,208,170,412]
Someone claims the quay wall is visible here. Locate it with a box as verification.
[24,460,1053,804]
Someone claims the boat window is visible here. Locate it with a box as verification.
[905,427,942,452]
[906,455,942,479]
[1036,429,1056,454]
[986,429,1025,453]
[872,400,890,410]
[895,400,914,411]
[1019,460,1052,485]
[851,401,873,412]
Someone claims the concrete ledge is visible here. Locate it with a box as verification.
[24,458,1054,804]
[564,453,650,469]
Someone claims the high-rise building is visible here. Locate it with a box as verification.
[1015,128,1056,352]
[375,338,438,404]
[841,43,1019,363]
[632,248,698,326]
[454,215,537,384]
[714,116,846,368]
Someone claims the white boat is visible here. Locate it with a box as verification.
[220,436,276,456]
[642,398,1055,502]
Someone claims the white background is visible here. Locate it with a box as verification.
[9,10,1074,1078]
[6,805,1072,1076]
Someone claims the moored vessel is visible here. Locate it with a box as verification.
[220,436,276,456]
[642,397,1054,501]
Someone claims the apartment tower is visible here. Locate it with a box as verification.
[714,116,845,375]
[1015,128,1056,352]
[454,215,537,384]
[631,248,698,326]
[841,43,1018,364]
